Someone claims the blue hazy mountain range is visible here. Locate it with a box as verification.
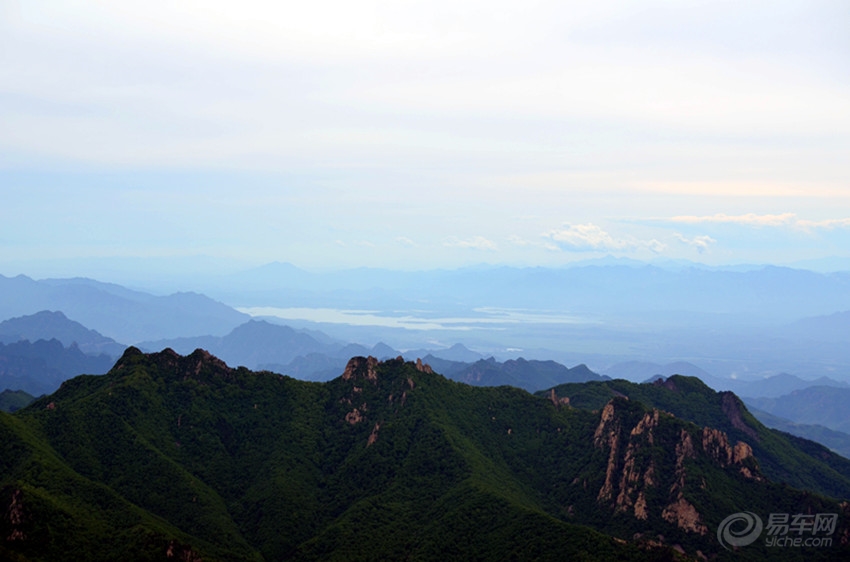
[203,261,850,321]
[1,262,849,386]
[0,310,126,356]
[0,339,115,396]
[0,274,249,343]
[2,282,850,459]
[745,387,850,435]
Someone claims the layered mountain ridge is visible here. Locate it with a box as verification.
[2,349,849,560]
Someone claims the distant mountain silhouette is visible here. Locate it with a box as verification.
[422,356,608,392]
[260,342,399,382]
[603,360,714,383]
[781,310,850,343]
[605,360,849,398]
[0,339,115,395]
[140,320,336,369]
[0,310,126,356]
[745,386,850,434]
[0,274,248,343]
[747,406,850,459]
[732,373,850,398]
[202,263,850,322]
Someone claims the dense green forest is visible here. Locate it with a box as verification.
[2,348,849,561]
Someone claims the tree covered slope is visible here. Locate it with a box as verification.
[2,350,849,561]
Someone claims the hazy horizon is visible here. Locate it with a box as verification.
[3,1,849,274]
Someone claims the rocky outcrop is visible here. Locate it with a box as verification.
[2,488,27,542]
[661,497,707,535]
[166,539,203,561]
[342,356,379,383]
[661,429,707,535]
[613,410,662,519]
[594,402,622,503]
[720,392,759,441]
[339,357,424,438]
[345,408,364,424]
[548,388,570,408]
[114,347,235,382]
[367,422,381,447]
[415,358,432,374]
[701,427,759,480]
[593,399,760,535]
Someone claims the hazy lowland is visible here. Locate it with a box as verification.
[4,259,849,380]
[3,259,850,560]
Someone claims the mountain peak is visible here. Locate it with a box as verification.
[5,348,850,560]
[113,346,234,381]
[340,355,434,384]
[341,355,380,382]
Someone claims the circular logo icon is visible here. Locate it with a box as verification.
[717,512,764,550]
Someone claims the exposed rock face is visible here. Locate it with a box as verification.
[594,402,622,503]
[593,399,760,535]
[675,428,696,468]
[662,497,707,535]
[548,388,570,408]
[3,488,27,542]
[342,356,379,383]
[345,408,364,425]
[631,410,660,444]
[415,358,432,374]
[339,357,423,443]
[613,410,662,519]
[653,377,679,392]
[593,402,619,447]
[662,429,707,535]
[701,427,759,480]
[595,404,660,510]
[720,392,759,441]
[166,539,203,561]
[367,422,381,447]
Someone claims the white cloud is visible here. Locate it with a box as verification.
[443,236,498,251]
[543,224,665,253]
[797,218,850,230]
[506,235,541,248]
[675,233,716,254]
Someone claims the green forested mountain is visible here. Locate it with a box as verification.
[2,350,849,561]
[541,376,850,500]
[0,389,35,413]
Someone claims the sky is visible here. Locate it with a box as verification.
[2,0,849,276]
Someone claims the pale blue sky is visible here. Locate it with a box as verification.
[2,0,849,274]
